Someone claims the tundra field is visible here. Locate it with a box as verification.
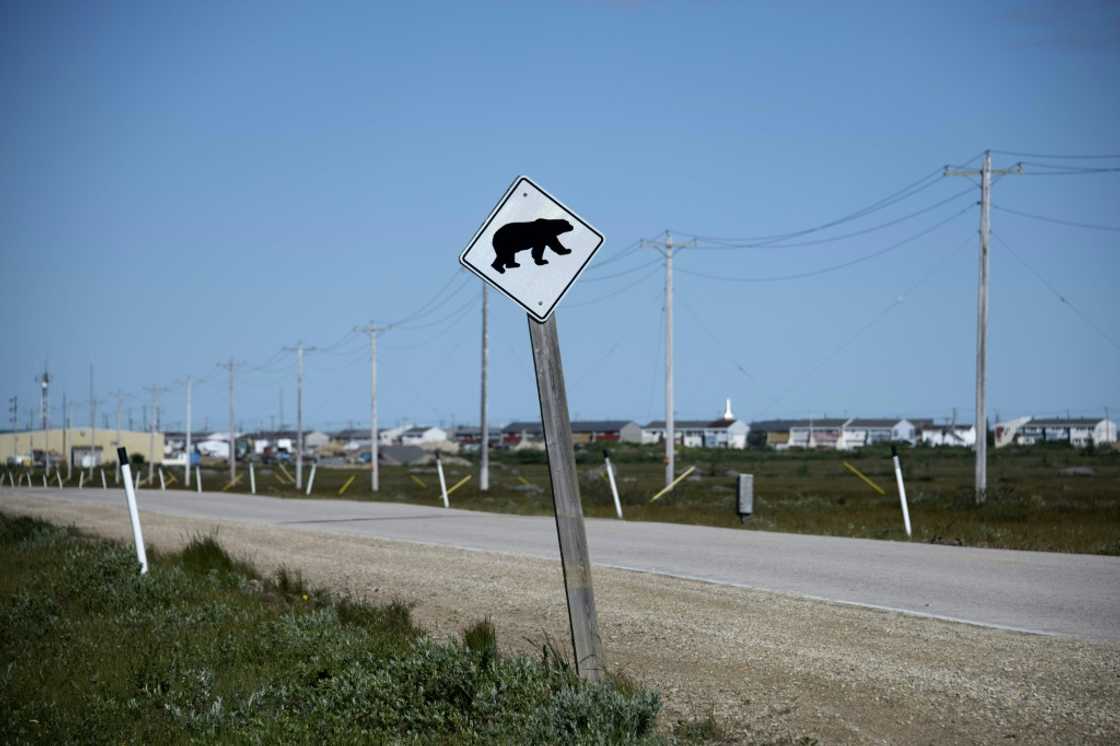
[22,443,1117,556]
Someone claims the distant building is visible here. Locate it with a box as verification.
[400,426,449,446]
[746,419,796,448]
[501,421,641,446]
[787,419,847,449]
[997,417,1117,448]
[918,423,976,447]
[837,418,919,450]
[642,399,749,449]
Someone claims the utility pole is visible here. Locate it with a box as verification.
[109,391,129,447]
[480,284,490,491]
[641,231,693,488]
[177,376,198,487]
[945,151,1022,504]
[142,385,168,480]
[37,365,50,470]
[217,359,242,483]
[62,393,70,478]
[355,323,384,492]
[282,341,317,490]
[89,364,97,470]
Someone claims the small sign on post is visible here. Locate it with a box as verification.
[736,474,754,524]
[461,176,606,681]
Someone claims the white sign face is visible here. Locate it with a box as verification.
[459,176,604,322]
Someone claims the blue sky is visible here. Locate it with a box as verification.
[2,1,1117,433]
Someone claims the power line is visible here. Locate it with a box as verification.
[687,185,976,250]
[992,150,1120,160]
[991,232,1120,353]
[1020,161,1120,176]
[672,166,949,246]
[992,204,1120,232]
[677,203,974,284]
[566,264,663,308]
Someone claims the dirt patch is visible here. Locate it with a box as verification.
[4,493,1118,744]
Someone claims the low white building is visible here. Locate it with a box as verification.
[918,423,976,447]
[400,426,448,446]
[641,399,749,449]
[998,417,1117,448]
[787,419,847,449]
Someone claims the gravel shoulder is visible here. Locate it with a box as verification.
[4,492,1118,745]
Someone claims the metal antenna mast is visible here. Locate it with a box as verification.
[945,150,1022,504]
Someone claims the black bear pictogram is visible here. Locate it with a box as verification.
[490,218,574,273]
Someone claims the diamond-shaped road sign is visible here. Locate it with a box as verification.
[459,176,604,322]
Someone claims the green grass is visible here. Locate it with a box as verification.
[192,443,1120,555]
[14,441,1117,554]
[0,512,673,744]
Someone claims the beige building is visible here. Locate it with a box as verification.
[1,428,164,467]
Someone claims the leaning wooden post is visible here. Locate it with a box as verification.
[529,316,605,681]
[117,448,149,574]
[603,449,623,519]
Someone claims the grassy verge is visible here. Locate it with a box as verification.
[0,513,687,744]
[14,442,1117,554]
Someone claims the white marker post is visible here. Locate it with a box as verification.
[436,453,449,508]
[603,449,623,519]
[56,471,63,488]
[42,473,47,488]
[249,462,256,494]
[78,471,85,489]
[117,448,149,574]
[158,467,166,491]
[891,446,912,538]
[195,466,202,493]
[305,463,317,496]
[100,469,107,489]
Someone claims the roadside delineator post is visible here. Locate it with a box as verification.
[195,466,202,493]
[56,470,63,488]
[117,447,149,575]
[100,469,107,489]
[249,462,256,494]
[436,453,449,508]
[78,471,85,489]
[305,463,317,496]
[158,467,166,491]
[891,446,913,538]
[603,449,623,519]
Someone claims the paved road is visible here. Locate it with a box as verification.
[4,486,1119,641]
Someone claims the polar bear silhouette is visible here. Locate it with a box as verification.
[490,218,574,273]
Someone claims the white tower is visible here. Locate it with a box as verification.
[722,398,734,421]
